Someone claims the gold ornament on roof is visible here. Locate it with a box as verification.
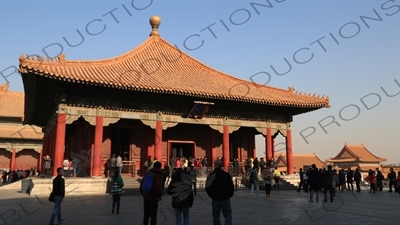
[149,16,161,37]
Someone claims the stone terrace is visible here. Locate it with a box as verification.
[0,183,399,225]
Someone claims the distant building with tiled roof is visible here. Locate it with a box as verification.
[17,16,330,177]
[326,143,386,172]
[0,83,43,171]
[275,153,326,174]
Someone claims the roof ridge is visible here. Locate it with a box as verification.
[19,36,156,66]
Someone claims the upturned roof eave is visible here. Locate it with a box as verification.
[19,68,330,110]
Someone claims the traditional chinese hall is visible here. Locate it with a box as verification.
[18,16,330,177]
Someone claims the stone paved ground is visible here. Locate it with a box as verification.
[1,186,399,225]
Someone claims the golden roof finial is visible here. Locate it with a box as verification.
[149,16,161,37]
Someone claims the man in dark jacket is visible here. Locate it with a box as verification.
[140,161,163,225]
[323,165,334,202]
[297,168,304,192]
[308,164,320,202]
[49,167,65,225]
[206,160,234,225]
[387,168,396,192]
[354,168,362,192]
[167,167,194,225]
[346,168,354,191]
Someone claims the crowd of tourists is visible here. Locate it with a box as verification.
[139,158,234,225]
[1,167,37,183]
[297,165,400,203]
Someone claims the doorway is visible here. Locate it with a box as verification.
[111,128,130,160]
[169,142,195,160]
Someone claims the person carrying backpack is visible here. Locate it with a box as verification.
[140,161,163,225]
[262,166,273,198]
[249,166,260,196]
[110,170,124,214]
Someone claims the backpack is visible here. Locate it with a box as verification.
[249,171,255,184]
[141,172,155,194]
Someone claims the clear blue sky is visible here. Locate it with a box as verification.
[1,0,399,164]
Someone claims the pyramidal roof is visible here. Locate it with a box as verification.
[326,143,386,163]
[19,16,330,109]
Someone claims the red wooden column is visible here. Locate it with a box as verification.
[44,133,49,158]
[222,125,229,169]
[207,131,217,168]
[155,120,162,162]
[92,114,103,177]
[37,148,43,172]
[53,113,66,175]
[286,128,294,174]
[10,148,16,171]
[50,126,56,161]
[146,128,154,171]
[265,127,272,161]
[271,137,275,161]
[251,135,256,158]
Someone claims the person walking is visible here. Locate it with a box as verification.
[49,167,65,225]
[308,164,320,203]
[346,168,354,191]
[354,168,362,192]
[262,166,273,198]
[338,169,348,192]
[387,168,396,192]
[201,157,208,176]
[376,171,384,191]
[249,166,260,196]
[366,170,376,193]
[167,166,195,225]
[205,160,234,225]
[110,170,124,214]
[141,161,163,225]
[297,168,304,192]
[273,167,281,189]
[396,171,400,195]
[323,165,334,202]
[259,158,266,174]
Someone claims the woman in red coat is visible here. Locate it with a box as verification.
[365,170,376,193]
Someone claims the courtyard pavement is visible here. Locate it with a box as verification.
[0,185,399,225]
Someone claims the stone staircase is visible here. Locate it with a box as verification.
[280,175,301,187]
[240,175,298,190]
